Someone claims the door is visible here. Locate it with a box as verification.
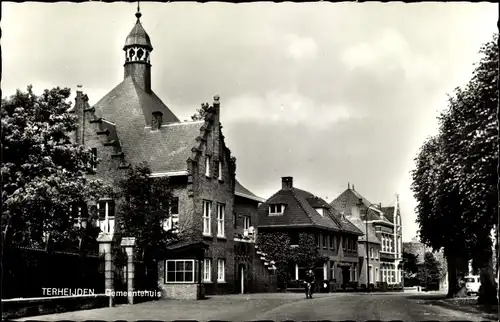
[342,267,350,286]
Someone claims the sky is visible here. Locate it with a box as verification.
[3,2,497,242]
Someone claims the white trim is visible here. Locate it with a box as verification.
[150,170,189,178]
[235,192,265,203]
[101,119,116,126]
[217,259,226,283]
[203,259,212,283]
[165,259,196,284]
[144,120,205,129]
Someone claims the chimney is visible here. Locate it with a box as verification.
[74,85,85,145]
[352,184,355,191]
[379,202,382,209]
[348,182,350,189]
[151,111,163,130]
[282,177,293,190]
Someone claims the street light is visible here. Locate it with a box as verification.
[360,198,378,293]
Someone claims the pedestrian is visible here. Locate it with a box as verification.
[304,269,316,299]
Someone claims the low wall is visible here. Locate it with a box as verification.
[1,294,110,320]
[159,284,204,300]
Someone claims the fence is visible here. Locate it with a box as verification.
[2,246,105,299]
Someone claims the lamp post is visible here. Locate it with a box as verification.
[360,198,378,293]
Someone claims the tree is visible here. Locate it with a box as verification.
[411,33,498,303]
[191,102,210,121]
[402,251,419,286]
[1,86,111,251]
[419,252,442,290]
[115,162,179,266]
[256,231,328,289]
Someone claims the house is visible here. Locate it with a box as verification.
[70,7,273,299]
[257,177,363,288]
[330,184,403,287]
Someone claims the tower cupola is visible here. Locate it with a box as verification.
[123,3,153,92]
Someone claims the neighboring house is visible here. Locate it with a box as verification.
[257,177,363,287]
[70,8,273,299]
[331,184,403,286]
[346,214,381,287]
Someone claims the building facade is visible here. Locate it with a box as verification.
[71,7,273,299]
[257,177,363,288]
[331,184,403,286]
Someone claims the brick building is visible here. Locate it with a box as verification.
[257,177,363,288]
[331,184,403,286]
[71,7,274,299]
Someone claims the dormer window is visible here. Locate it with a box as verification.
[205,155,211,177]
[315,207,324,217]
[269,204,284,216]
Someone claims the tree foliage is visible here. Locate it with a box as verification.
[418,252,442,289]
[115,162,179,264]
[257,231,328,289]
[411,33,498,302]
[1,86,111,251]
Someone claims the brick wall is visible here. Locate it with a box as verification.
[157,260,204,300]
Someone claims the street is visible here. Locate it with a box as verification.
[14,292,491,321]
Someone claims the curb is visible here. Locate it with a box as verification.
[435,299,498,320]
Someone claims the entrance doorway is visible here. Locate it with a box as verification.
[342,267,350,286]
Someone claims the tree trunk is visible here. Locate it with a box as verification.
[446,254,459,298]
[477,250,498,306]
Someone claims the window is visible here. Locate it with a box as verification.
[375,249,379,259]
[203,200,212,236]
[217,259,225,282]
[370,247,374,258]
[316,234,321,247]
[375,268,379,282]
[205,155,211,177]
[323,235,329,249]
[269,204,284,215]
[97,199,115,234]
[165,260,195,283]
[88,147,97,172]
[217,203,225,238]
[233,212,238,229]
[243,216,251,230]
[315,208,324,216]
[329,235,335,249]
[218,161,223,180]
[342,237,347,251]
[170,197,179,215]
[203,259,211,282]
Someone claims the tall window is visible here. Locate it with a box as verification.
[217,203,225,238]
[203,200,212,236]
[217,259,225,282]
[329,234,335,249]
[342,237,347,251]
[375,267,379,282]
[269,204,284,215]
[98,199,115,234]
[370,247,374,258]
[203,259,211,282]
[164,197,179,232]
[205,155,211,177]
[165,260,195,283]
[243,216,251,230]
[218,161,223,180]
[316,234,321,247]
[323,235,329,249]
[88,147,97,172]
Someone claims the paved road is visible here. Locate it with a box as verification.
[15,292,489,321]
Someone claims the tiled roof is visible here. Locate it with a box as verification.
[382,206,395,223]
[124,20,153,49]
[328,207,364,236]
[94,76,179,127]
[347,216,381,244]
[235,179,265,202]
[258,186,362,235]
[330,188,391,224]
